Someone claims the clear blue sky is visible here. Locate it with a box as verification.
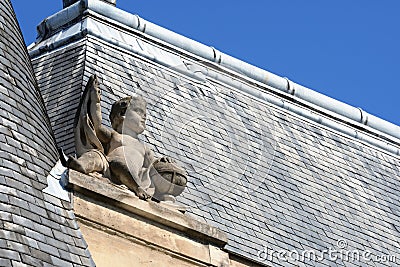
[12,0,400,126]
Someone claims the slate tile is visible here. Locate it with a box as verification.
[22,20,400,266]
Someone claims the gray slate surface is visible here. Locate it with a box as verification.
[30,8,400,267]
[0,1,94,266]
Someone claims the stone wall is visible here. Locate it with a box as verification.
[68,170,230,267]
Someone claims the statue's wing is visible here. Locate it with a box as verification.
[74,75,104,157]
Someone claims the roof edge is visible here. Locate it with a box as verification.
[32,0,400,154]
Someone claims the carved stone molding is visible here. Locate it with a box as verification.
[67,170,227,246]
[67,170,229,266]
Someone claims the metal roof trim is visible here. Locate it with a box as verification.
[32,0,400,153]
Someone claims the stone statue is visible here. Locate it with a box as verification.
[60,75,187,202]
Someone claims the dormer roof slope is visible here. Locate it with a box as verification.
[29,1,400,266]
[0,1,94,265]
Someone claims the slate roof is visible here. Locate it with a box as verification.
[0,1,94,266]
[29,1,400,266]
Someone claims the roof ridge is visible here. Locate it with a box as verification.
[29,0,400,156]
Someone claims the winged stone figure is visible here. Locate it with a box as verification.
[60,74,187,203]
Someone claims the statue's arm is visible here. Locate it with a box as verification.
[144,145,156,167]
[88,75,113,143]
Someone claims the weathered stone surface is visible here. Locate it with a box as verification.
[229,256,263,267]
[79,223,205,267]
[71,169,230,266]
[69,170,228,247]
[67,76,187,202]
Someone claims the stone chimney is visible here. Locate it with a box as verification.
[63,0,116,8]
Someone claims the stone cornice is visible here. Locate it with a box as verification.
[67,170,228,248]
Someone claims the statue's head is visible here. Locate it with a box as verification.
[109,95,147,133]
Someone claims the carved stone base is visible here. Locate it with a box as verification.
[158,201,187,213]
[67,170,229,267]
